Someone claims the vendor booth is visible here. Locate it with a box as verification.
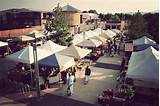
[38,40,67,53]
[126,47,159,88]
[133,36,158,51]
[76,39,102,48]
[58,45,91,59]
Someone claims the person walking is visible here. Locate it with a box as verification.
[84,66,91,84]
[67,72,74,96]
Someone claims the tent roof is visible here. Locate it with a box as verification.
[133,36,156,46]
[38,40,67,53]
[90,36,106,43]
[39,53,75,71]
[17,35,35,41]
[72,33,84,45]
[62,5,80,12]
[6,45,52,64]
[58,45,91,59]
[112,29,121,34]
[126,47,159,83]
[0,41,8,47]
[27,30,45,38]
[76,39,102,48]
[103,29,116,38]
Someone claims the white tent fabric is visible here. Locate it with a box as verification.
[6,45,52,64]
[0,41,8,47]
[84,31,96,39]
[38,40,67,53]
[126,47,159,84]
[72,33,84,45]
[112,29,121,34]
[104,29,116,38]
[88,30,99,36]
[27,30,46,38]
[17,35,35,41]
[133,36,156,46]
[76,39,102,48]
[93,28,103,35]
[39,53,75,71]
[90,36,106,43]
[58,45,91,59]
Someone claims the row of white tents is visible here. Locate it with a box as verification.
[126,36,159,88]
[3,28,119,71]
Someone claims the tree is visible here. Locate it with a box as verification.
[88,10,98,14]
[45,3,73,46]
[143,13,159,43]
[128,11,147,39]
[82,10,88,13]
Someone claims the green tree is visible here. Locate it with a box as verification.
[88,10,98,14]
[143,13,159,43]
[128,11,147,39]
[45,3,73,46]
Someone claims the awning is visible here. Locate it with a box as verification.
[39,53,75,71]
[90,36,106,43]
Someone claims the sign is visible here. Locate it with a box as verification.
[125,43,133,51]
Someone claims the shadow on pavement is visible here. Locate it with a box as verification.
[0,93,97,106]
[94,62,121,70]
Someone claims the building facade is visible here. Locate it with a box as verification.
[0,8,48,38]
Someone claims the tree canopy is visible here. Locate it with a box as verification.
[45,4,73,46]
[128,11,147,39]
[143,13,159,43]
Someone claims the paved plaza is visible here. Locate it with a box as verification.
[0,54,122,106]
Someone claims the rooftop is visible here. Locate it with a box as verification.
[62,5,81,12]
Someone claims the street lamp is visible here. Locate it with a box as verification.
[33,38,41,99]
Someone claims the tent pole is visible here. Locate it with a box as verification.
[33,43,41,99]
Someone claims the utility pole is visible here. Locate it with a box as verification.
[33,40,41,99]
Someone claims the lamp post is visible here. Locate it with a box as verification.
[33,39,41,99]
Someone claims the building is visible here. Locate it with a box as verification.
[81,13,99,24]
[0,8,49,38]
[61,5,81,34]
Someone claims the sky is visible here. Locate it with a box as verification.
[0,0,159,13]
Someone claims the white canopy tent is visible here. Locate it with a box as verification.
[133,36,156,46]
[39,53,75,71]
[93,28,103,35]
[126,47,159,88]
[90,36,106,43]
[103,29,116,38]
[0,41,8,47]
[112,29,121,34]
[6,45,52,64]
[38,40,67,53]
[58,45,91,59]
[17,35,35,41]
[72,33,84,45]
[27,30,46,38]
[76,39,102,48]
